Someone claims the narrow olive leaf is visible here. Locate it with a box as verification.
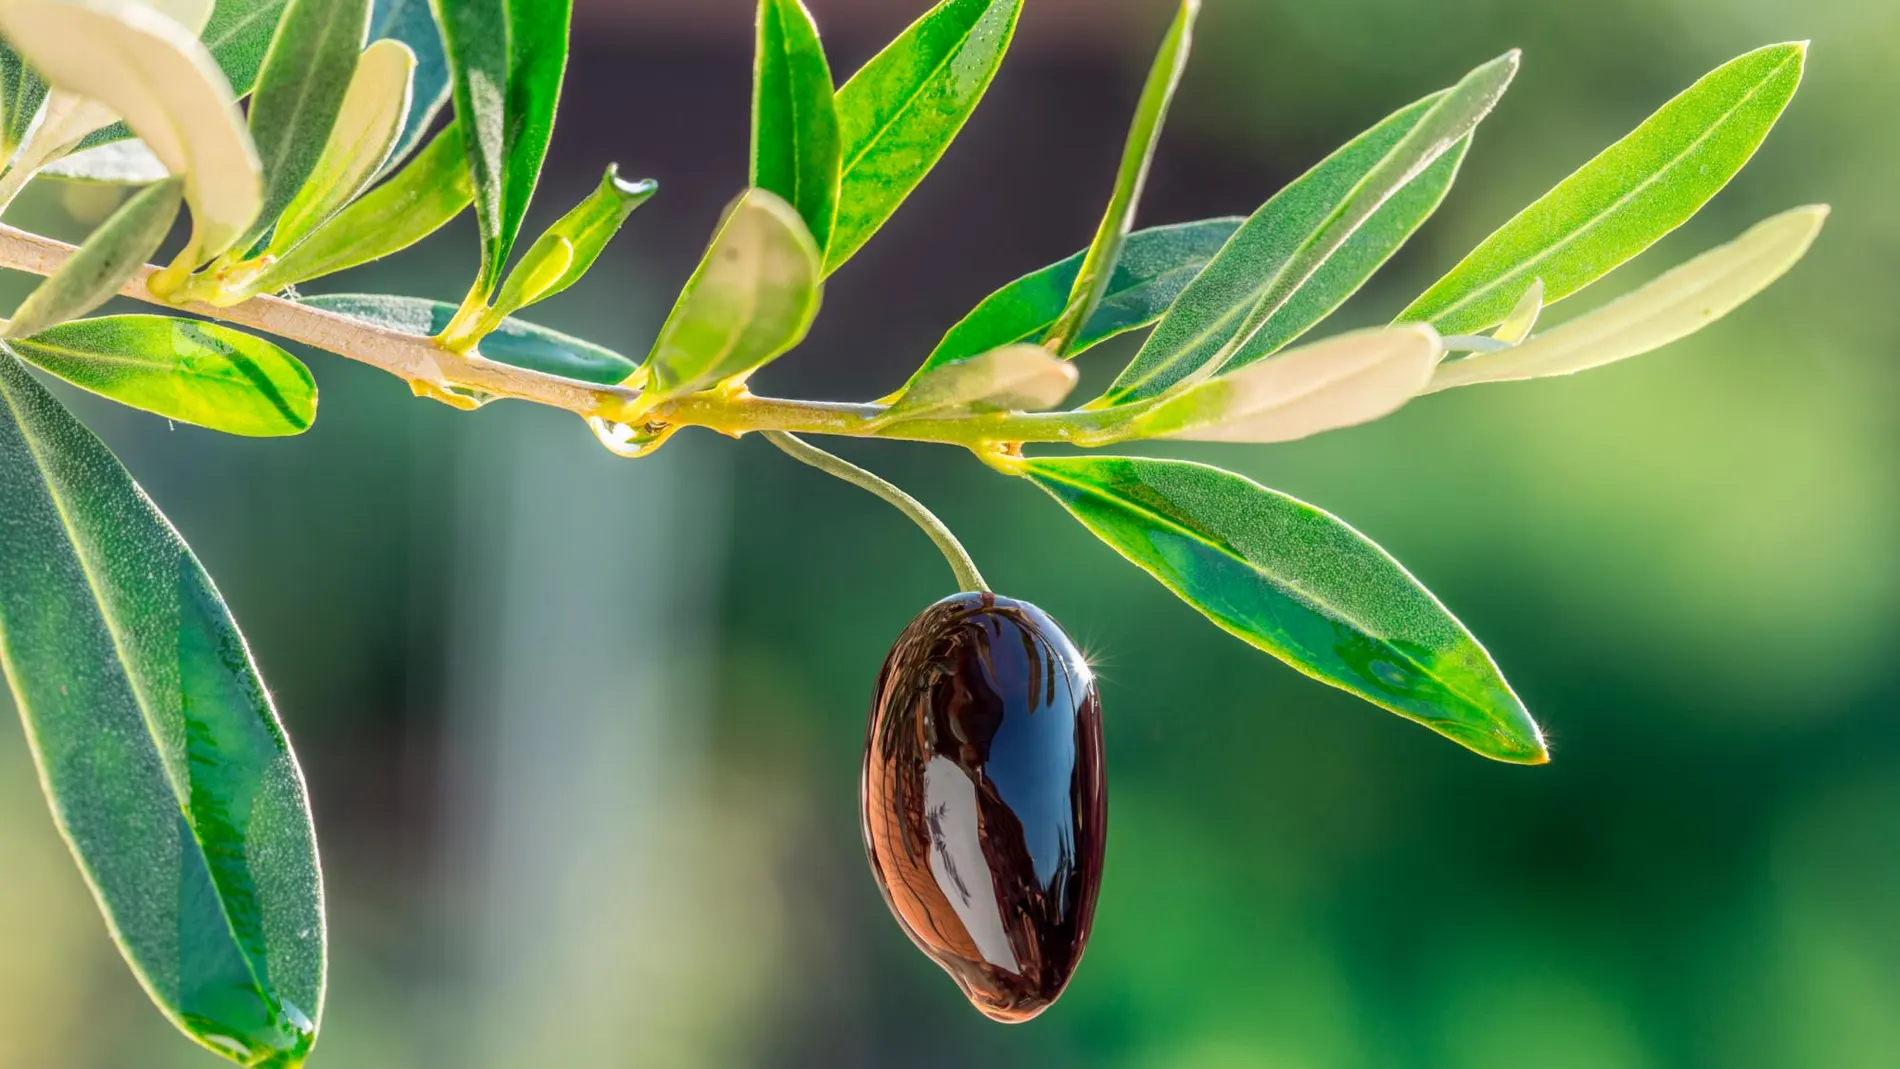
[369,0,448,171]
[1019,454,1546,763]
[908,218,1241,389]
[3,178,183,340]
[0,0,262,265]
[826,0,1023,274]
[488,165,658,319]
[0,347,326,1067]
[204,0,293,97]
[300,292,638,385]
[643,189,823,400]
[0,39,48,159]
[884,343,1078,421]
[41,139,171,183]
[1400,43,1806,335]
[1130,324,1440,442]
[752,0,840,248]
[269,38,415,256]
[432,0,573,296]
[1044,0,1197,355]
[1430,205,1826,393]
[240,0,372,250]
[1490,277,1543,345]
[10,315,316,435]
[1099,55,1512,408]
[254,122,471,288]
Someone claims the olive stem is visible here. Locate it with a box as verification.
[761,431,989,594]
[0,222,1136,449]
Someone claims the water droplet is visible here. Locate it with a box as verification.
[587,415,675,458]
[863,593,1106,1023]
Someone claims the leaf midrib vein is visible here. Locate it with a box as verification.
[1033,463,1468,702]
[1424,53,1795,326]
[0,356,277,1007]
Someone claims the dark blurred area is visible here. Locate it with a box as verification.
[5,1,1899,1066]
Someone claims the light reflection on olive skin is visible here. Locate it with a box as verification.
[862,593,1105,1023]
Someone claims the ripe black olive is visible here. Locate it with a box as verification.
[862,592,1106,1023]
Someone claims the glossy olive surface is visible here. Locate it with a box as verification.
[862,593,1106,1023]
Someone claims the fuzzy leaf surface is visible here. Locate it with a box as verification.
[1398,42,1806,334]
[0,347,325,1066]
[1044,0,1197,354]
[1099,54,1512,407]
[826,0,1021,273]
[906,217,1241,388]
[1430,204,1826,391]
[751,0,840,249]
[301,292,638,385]
[242,0,371,249]
[256,122,471,287]
[431,0,572,294]
[1022,454,1546,764]
[269,37,415,255]
[4,178,183,340]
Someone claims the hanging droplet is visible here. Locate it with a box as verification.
[586,415,675,458]
[863,592,1106,1023]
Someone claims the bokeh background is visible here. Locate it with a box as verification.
[4,0,1899,1065]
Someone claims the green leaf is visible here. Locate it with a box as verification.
[883,343,1077,421]
[0,40,49,159]
[1398,42,1806,335]
[1019,454,1546,764]
[0,0,263,265]
[1044,0,1197,355]
[4,178,184,340]
[904,217,1241,389]
[487,165,657,320]
[41,139,171,184]
[241,0,372,250]
[204,0,294,97]
[643,189,823,400]
[254,122,471,288]
[1129,324,1440,442]
[431,0,573,296]
[299,292,639,385]
[825,0,1022,274]
[751,0,840,249]
[369,0,448,170]
[269,37,416,256]
[1100,52,1516,407]
[0,346,325,1067]
[10,315,316,436]
[1430,205,1827,392]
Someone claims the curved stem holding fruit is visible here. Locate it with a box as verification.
[761,431,989,594]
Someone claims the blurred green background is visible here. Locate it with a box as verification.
[4,0,1899,1066]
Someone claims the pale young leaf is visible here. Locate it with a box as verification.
[1491,277,1543,345]
[0,0,262,263]
[885,344,1080,421]
[1429,205,1826,392]
[1135,325,1441,443]
[270,37,415,254]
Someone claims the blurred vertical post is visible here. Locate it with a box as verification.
[440,399,728,1066]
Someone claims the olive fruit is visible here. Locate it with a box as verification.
[861,592,1106,1023]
